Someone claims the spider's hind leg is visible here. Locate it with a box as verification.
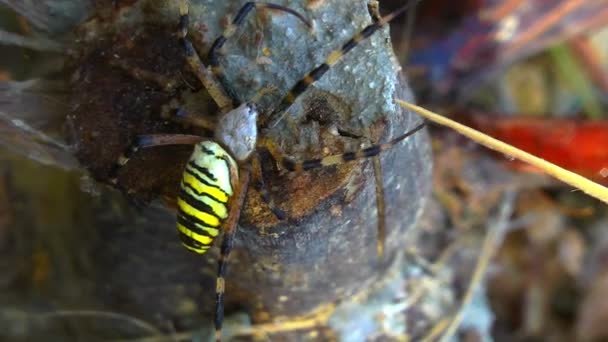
[278,122,426,172]
[358,125,387,259]
[214,167,251,342]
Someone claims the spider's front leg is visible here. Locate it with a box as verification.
[108,133,203,184]
[177,0,311,113]
[177,0,235,112]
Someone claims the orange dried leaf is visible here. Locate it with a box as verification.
[469,115,608,183]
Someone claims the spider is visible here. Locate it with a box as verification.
[108,0,424,340]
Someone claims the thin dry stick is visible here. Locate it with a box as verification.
[504,0,584,56]
[0,29,63,51]
[113,305,335,342]
[421,318,451,342]
[418,191,516,342]
[43,310,162,335]
[0,309,163,335]
[480,0,525,22]
[397,99,608,204]
[437,191,516,342]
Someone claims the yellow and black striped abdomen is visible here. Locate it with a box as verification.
[177,141,238,254]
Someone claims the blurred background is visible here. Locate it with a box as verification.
[388,0,608,340]
[1,0,608,340]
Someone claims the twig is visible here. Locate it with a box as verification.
[437,191,516,342]
[505,0,584,56]
[0,29,63,51]
[111,304,336,342]
[569,37,608,94]
[397,100,608,204]
[480,0,525,22]
[1,309,162,336]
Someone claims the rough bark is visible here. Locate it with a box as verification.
[33,0,432,339]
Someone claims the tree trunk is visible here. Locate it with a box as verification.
[2,0,435,340]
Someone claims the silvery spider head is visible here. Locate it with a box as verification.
[214,102,258,161]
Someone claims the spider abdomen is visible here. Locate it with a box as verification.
[176,141,238,254]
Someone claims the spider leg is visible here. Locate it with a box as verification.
[264,0,420,127]
[340,124,388,258]
[258,121,423,258]
[261,122,391,256]
[371,150,386,258]
[178,0,234,112]
[360,124,386,259]
[162,105,216,131]
[108,133,203,184]
[208,1,311,105]
[279,122,426,172]
[214,166,250,342]
[109,58,180,92]
[352,124,388,258]
[251,150,287,220]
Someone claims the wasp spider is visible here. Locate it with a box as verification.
[108,0,424,340]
